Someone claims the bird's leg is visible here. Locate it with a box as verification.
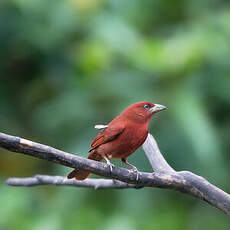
[121,158,138,171]
[121,158,140,182]
[104,155,114,172]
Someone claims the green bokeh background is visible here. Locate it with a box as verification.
[0,0,230,229]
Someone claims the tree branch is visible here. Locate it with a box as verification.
[143,134,175,172]
[0,132,230,216]
[6,175,140,189]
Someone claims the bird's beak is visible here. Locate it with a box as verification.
[150,104,167,113]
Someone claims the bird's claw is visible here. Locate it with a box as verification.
[108,162,114,172]
[104,158,114,172]
[130,167,140,182]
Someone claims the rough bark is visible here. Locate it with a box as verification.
[0,132,230,216]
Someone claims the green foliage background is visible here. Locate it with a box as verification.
[0,0,230,229]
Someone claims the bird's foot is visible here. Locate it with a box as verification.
[121,158,139,182]
[104,157,114,172]
[130,166,140,182]
[107,162,114,172]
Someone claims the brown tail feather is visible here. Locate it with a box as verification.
[67,150,103,180]
[67,168,91,180]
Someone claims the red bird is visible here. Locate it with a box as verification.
[67,102,167,180]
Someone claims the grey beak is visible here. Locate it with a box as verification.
[150,104,167,113]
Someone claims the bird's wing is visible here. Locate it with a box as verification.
[89,126,125,152]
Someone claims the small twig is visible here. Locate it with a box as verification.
[6,175,140,190]
[0,132,230,216]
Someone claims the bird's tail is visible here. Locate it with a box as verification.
[67,150,103,180]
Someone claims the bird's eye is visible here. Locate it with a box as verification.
[144,104,151,109]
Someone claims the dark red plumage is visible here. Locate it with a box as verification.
[67,102,167,180]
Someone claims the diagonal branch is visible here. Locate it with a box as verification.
[143,134,175,172]
[0,132,230,216]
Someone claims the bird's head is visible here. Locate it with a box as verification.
[121,102,167,123]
